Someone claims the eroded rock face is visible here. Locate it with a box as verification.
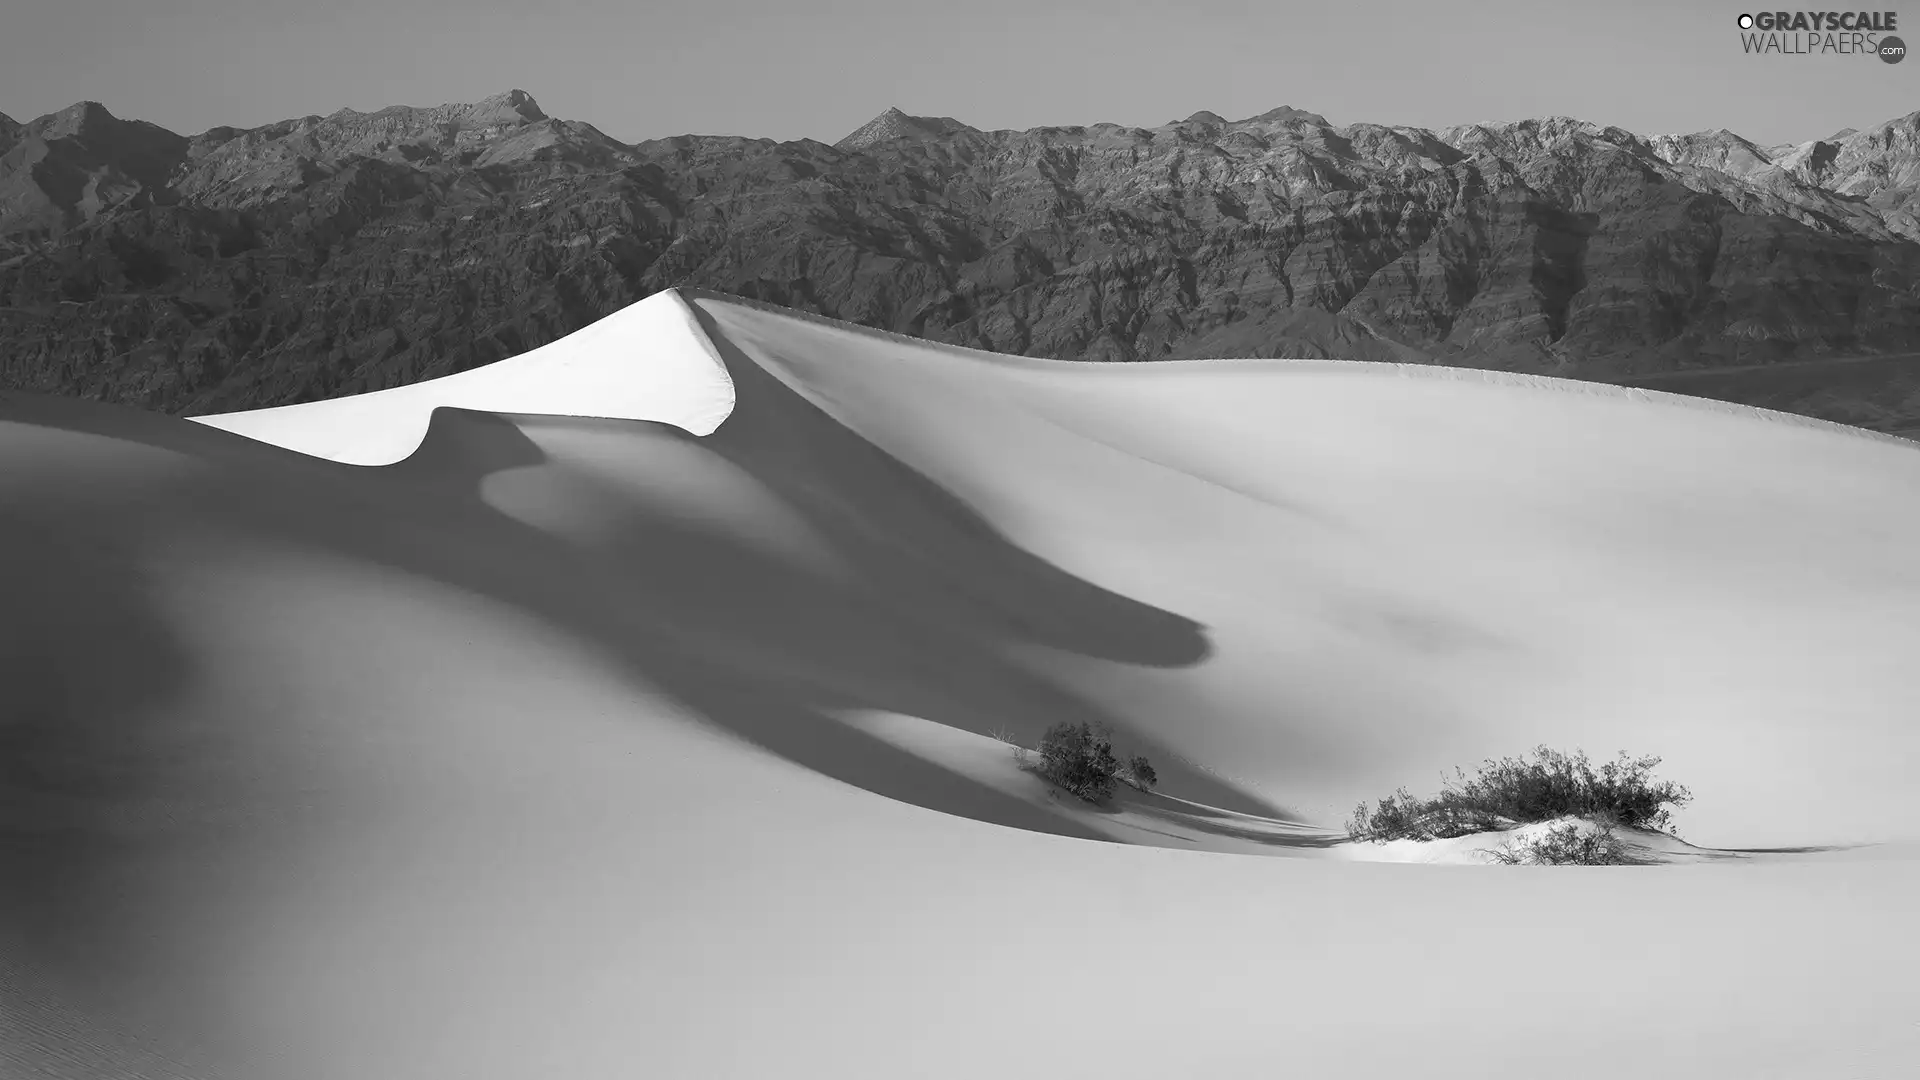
[5,96,1920,433]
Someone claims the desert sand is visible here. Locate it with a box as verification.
[4,288,1917,1078]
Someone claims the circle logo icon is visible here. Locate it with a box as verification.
[1883,35,1908,62]
[1738,13,1754,29]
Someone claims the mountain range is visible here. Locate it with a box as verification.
[4,90,1920,435]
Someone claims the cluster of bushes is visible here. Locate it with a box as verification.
[1347,745,1692,864]
[996,722,1156,804]
[1483,820,1641,866]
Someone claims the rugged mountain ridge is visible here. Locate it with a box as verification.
[5,93,1920,434]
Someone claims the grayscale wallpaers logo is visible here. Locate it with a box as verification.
[1737,10,1905,60]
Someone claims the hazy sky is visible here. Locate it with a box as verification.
[2,0,1913,146]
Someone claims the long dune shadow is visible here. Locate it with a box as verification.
[2,310,1305,1051]
[2,324,1285,880]
[387,319,1307,825]
[398,402,1286,822]
[3,391,1153,1063]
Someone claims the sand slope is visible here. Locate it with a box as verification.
[4,288,1918,1079]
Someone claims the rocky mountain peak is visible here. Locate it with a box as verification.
[36,100,121,140]
[1648,127,1773,170]
[834,106,976,151]
[0,100,190,237]
[460,88,548,127]
[313,88,549,138]
[1238,105,1330,127]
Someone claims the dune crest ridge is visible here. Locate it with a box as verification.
[189,287,735,465]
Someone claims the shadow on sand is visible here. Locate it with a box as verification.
[1,317,1304,997]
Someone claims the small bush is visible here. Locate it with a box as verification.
[1124,755,1158,792]
[999,722,1157,805]
[1038,721,1120,803]
[1484,820,1640,866]
[1349,745,1692,843]
[1347,786,1462,843]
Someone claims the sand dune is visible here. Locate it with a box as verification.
[5,288,1918,1078]
[189,289,736,465]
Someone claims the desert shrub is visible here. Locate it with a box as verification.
[1124,755,1158,792]
[1345,787,1471,843]
[1483,820,1640,866]
[1439,746,1690,832]
[999,722,1157,804]
[1030,721,1123,803]
[1349,745,1691,843]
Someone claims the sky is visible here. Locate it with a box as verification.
[1,0,1915,147]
